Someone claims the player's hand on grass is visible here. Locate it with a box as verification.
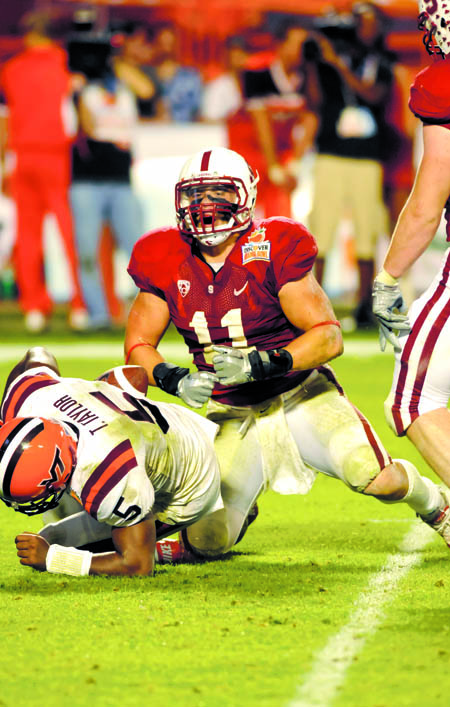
[177,371,217,408]
[372,276,411,353]
[15,532,49,571]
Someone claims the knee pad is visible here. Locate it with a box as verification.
[184,508,231,558]
[342,445,383,493]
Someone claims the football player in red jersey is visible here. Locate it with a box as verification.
[126,146,450,559]
[372,0,450,507]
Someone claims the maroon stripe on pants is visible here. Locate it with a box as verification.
[408,294,450,418]
[350,402,390,469]
[392,250,450,434]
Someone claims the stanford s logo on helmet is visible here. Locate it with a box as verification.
[419,0,450,56]
[0,417,76,516]
[175,147,259,247]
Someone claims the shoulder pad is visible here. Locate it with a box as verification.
[261,216,317,247]
[410,62,450,123]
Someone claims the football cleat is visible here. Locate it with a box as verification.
[235,502,259,545]
[422,487,450,547]
[155,536,189,564]
[247,502,259,527]
[0,417,77,515]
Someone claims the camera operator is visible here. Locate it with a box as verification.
[69,22,155,330]
[306,2,394,329]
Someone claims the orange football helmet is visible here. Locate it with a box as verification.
[0,417,76,515]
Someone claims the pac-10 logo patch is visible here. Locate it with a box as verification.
[242,227,271,264]
[177,280,191,297]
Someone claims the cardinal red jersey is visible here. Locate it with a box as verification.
[409,60,450,125]
[409,60,450,241]
[128,217,318,405]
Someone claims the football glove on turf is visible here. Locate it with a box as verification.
[153,363,217,408]
[372,277,411,353]
[212,345,293,385]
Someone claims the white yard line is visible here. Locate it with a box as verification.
[288,521,435,707]
[0,339,382,363]
[343,340,382,357]
[0,341,187,362]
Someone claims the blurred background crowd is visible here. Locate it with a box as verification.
[0,0,439,333]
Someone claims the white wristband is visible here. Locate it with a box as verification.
[46,544,93,576]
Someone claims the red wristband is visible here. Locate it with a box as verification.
[310,320,341,330]
[125,342,151,365]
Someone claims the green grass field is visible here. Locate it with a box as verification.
[1,319,449,707]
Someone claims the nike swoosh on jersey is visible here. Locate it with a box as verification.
[233,282,248,297]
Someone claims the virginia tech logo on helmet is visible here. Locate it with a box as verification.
[0,417,76,516]
[177,280,191,297]
[242,227,271,264]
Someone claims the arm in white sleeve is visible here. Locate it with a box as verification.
[40,511,112,548]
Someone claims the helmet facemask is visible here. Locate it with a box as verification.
[418,0,450,56]
[3,486,69,516]
[175,148,258,247]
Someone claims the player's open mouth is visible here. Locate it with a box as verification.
[192,211,229,228]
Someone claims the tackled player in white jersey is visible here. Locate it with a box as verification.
[0,346,222,577]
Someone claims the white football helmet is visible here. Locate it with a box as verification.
[418,0,450,56]
[175,147,259,247]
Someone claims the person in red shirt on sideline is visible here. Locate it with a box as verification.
[124,146,450,561]
[0,11,86,332]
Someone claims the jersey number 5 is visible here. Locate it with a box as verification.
[113,495,141,523]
